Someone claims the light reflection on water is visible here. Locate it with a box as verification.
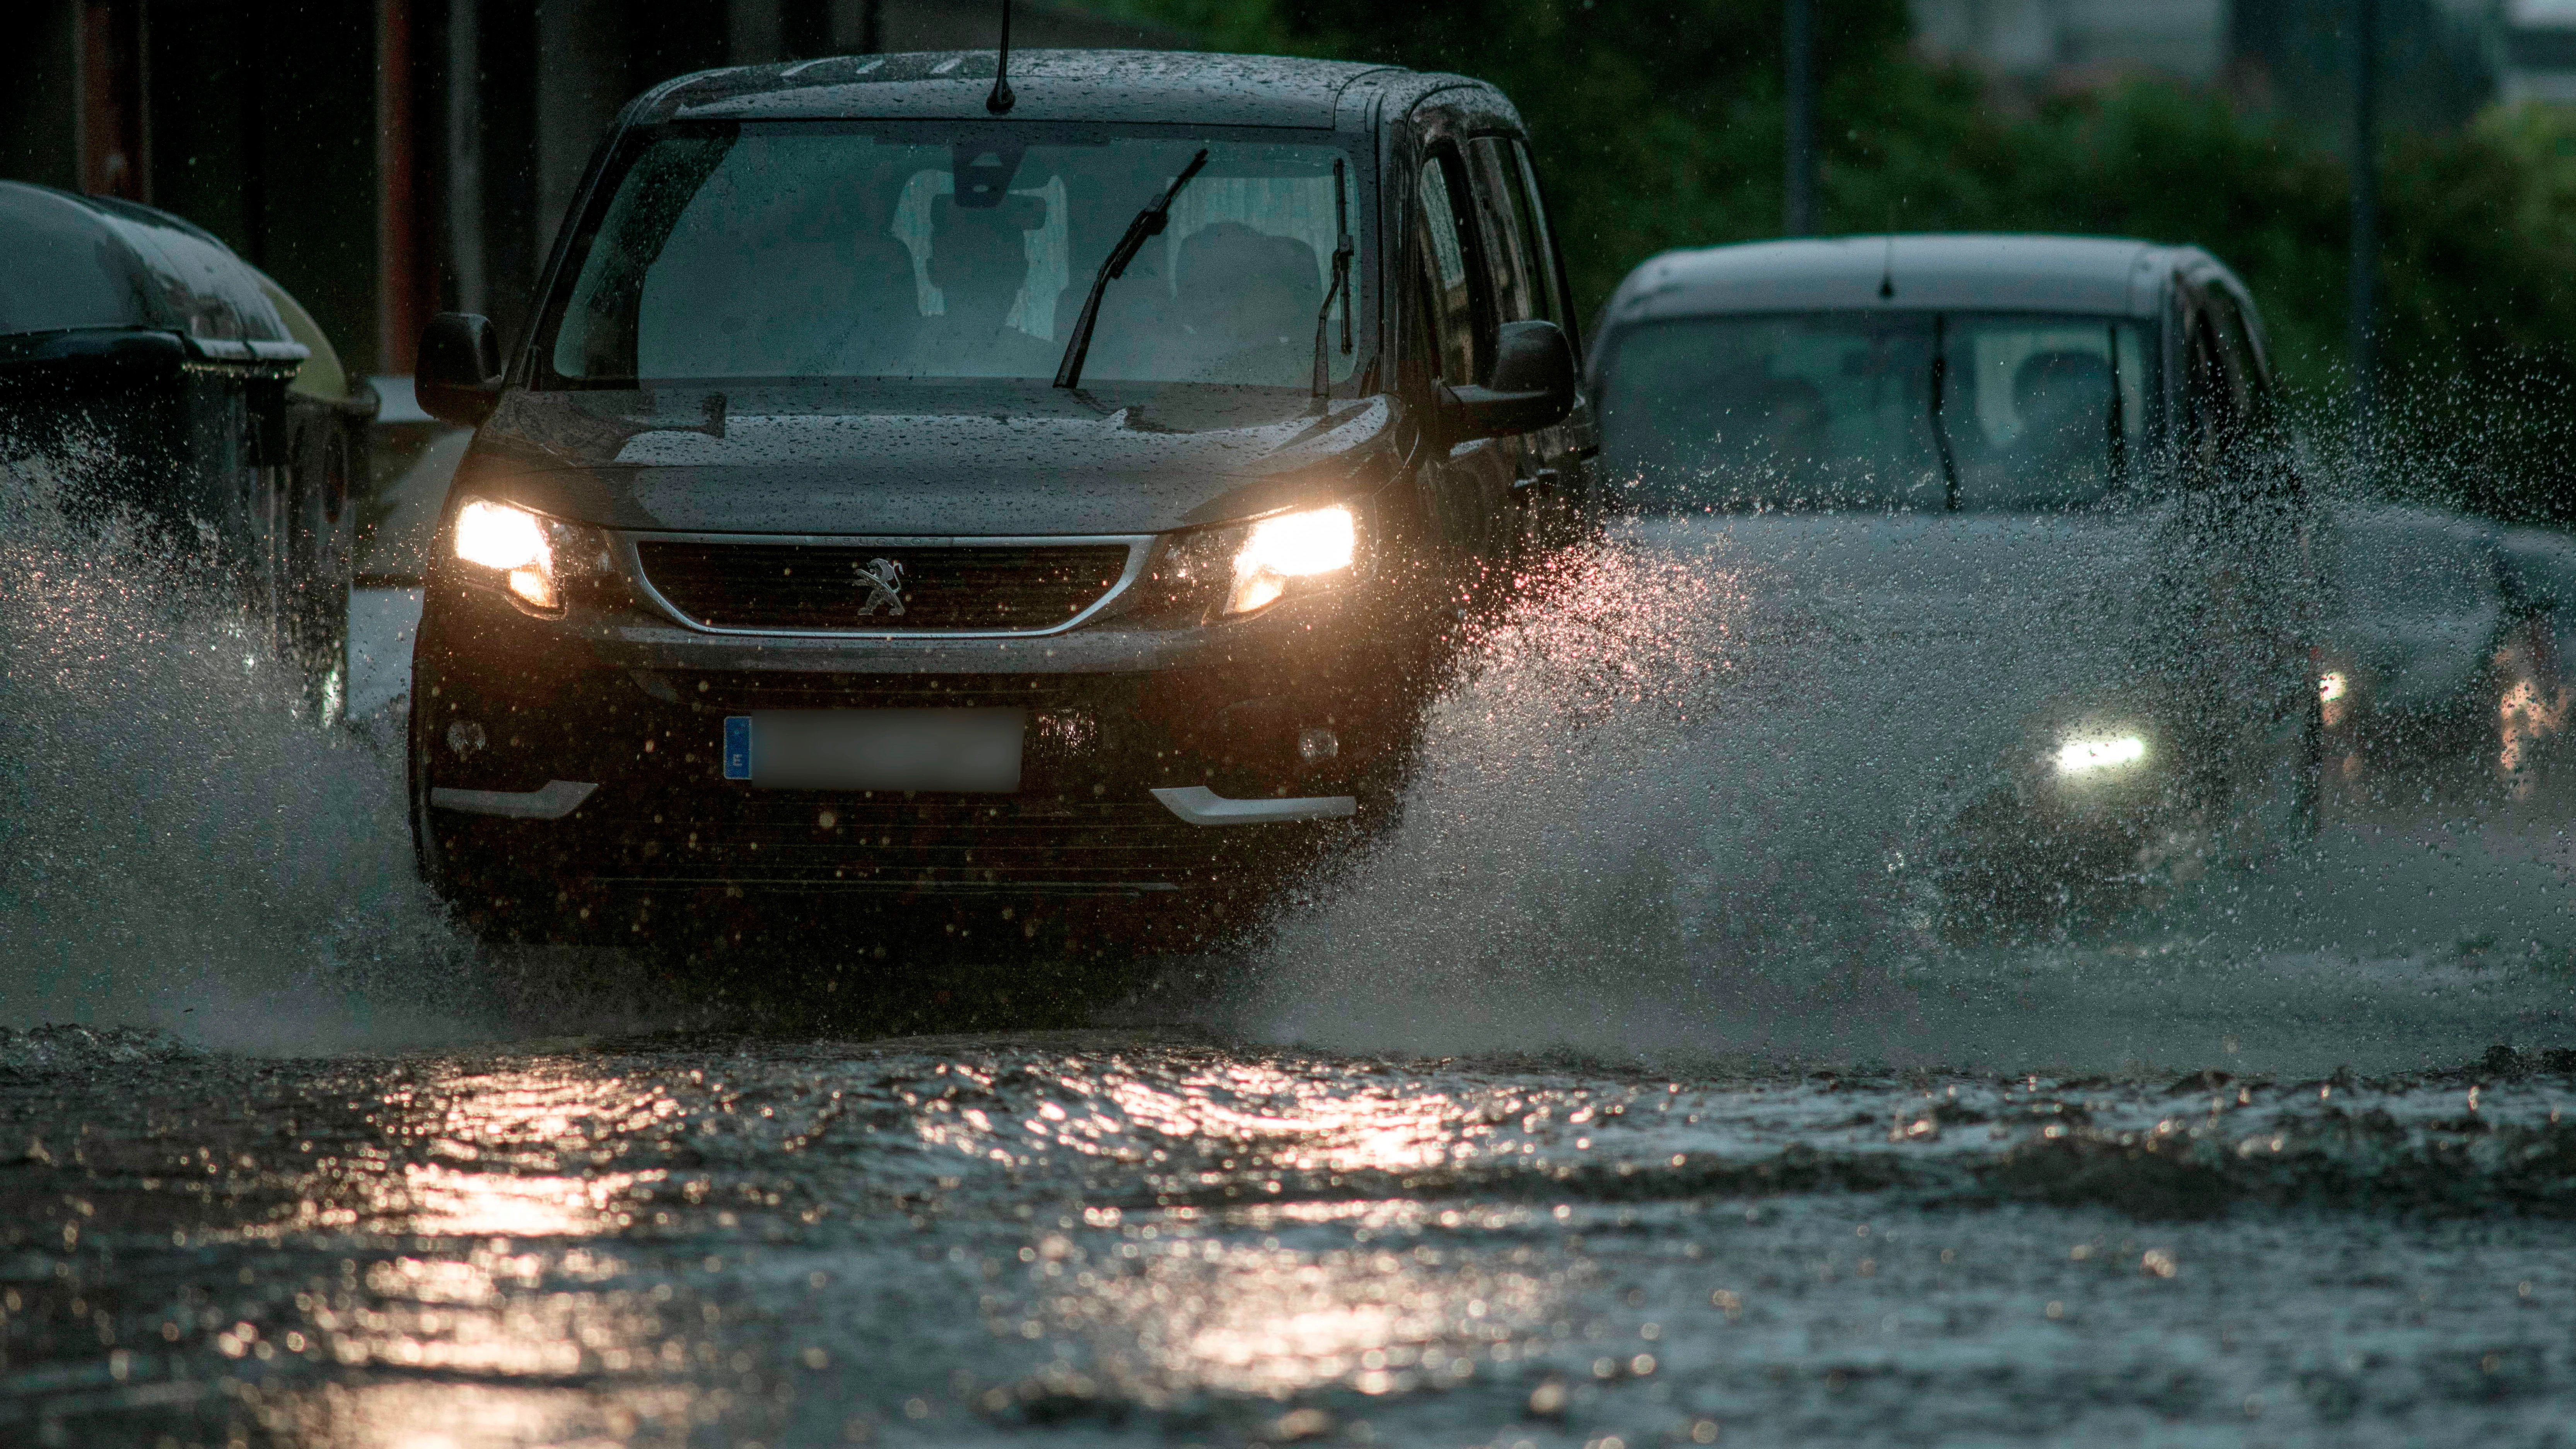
[15,1036,2576,1445]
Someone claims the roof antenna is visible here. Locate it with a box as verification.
[1878,234,1896,299]
[986,0,1016,114]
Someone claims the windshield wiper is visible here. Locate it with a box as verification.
[2105,321,2128,484]
[1309,158,1354,413]
[1053,148,1210,392]
[1928,312,1960,510]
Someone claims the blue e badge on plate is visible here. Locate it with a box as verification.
[723,716,752,780]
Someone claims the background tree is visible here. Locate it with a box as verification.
[1110,0,2576,520]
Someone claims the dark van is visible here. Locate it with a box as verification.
[407,49,1593,936]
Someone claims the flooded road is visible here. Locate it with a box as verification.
[6,498,2576,1445]
[9,1028,2576,1446]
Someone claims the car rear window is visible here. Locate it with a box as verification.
[1599,311,2153,513]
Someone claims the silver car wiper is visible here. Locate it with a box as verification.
[1053,148,1210,392]
[1928,313,1960,510]
[2105,321,2128,484]
[1309,158,1354,413]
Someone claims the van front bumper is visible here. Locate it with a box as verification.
[410,571,1417,902]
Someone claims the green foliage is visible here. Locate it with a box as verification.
[1098,0,2576,515]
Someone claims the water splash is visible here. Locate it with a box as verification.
[1240,516,2576,1077]
[0,441,487,1052]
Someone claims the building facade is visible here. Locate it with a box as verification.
[0,0,1179,379]
[1906,0,2571,140]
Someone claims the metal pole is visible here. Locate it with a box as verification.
[1784,0,1816,235]
[2349,0,2379,470]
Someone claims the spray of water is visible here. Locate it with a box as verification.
[1239,511,2576,1078]
[0,441,503,1052]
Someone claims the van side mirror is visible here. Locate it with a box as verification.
[1439,319,1576,443]
[416,312,503,427]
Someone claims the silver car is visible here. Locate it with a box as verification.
[1588,234,2318,935]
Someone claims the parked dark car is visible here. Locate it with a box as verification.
[0,181,372,710]
[407,48,1593,937]
[1589,234,2316,934]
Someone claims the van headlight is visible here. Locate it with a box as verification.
[451,498,610,614]
[1137,505,1359,621]
[1229,505,1355,613]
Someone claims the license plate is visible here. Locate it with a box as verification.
[724,709,1025,792]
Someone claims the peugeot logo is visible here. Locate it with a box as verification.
[855,556,906,617]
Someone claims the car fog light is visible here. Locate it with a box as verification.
[2055,734,2148,775]
[1230,505,1355,613]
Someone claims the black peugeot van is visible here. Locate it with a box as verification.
[407,49,1592,934]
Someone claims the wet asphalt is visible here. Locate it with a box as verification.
[8,1006,2576,1447]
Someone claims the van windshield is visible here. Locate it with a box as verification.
[543,121,1368,390]
[1598,312,2154,513]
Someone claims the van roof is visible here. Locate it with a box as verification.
[656,49,1425,131]
[1600,234,2209,329]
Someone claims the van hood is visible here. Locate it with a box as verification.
[461,385,1400,536]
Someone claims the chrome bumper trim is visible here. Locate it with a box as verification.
[430,780,598,820]
[1150,785,1356,826]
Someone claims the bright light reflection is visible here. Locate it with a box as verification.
[266,1380,697,1449]
[1052,1211,1566,1401]
[398,1162,644,1238]
[291,1070,690,1412]
[936,1061,1477,1175]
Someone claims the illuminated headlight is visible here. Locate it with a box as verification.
[451,498,608,613]
[1229,505,1356,613]
[1134,505,1361,622]
[2055,734,2149,775]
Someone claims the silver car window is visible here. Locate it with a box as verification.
[1600,311,2153,512]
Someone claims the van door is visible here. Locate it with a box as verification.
[1463,135,1595,547]
[2174,279,2247,491]
[1407,124,1516,594]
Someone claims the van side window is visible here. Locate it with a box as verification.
[1512,141,1580,360]
[1415,152,1486,383]
[2180,299,2243,471]
[2203,288,2265,407]
[1464,137,1555,331]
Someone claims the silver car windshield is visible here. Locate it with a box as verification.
[1600,311,2154,512]
[544,122,1367,389]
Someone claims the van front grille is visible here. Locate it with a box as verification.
[634,541,1133,633]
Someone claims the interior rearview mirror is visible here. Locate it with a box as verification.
[1440,319,1576,443]
[416,312,503,428]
